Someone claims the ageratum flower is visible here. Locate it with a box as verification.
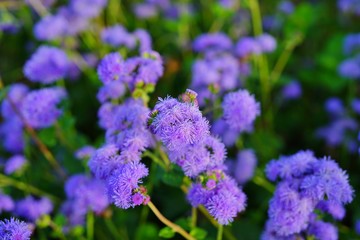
[107,162,149,209]
[0,193,14,214]
[188,171,246,225]
[263,151,353,238]
[98,103,119,129]
[34,15,67,41]
[69,0,107,18]
[75,146,96,160]
[338,56,360,79]
[62,174,109,226]
[308,220,338,240]
[234,149,257,184]
[222,89,261,133]
[15,196,53,222]
[97,52,125,85]
[0,120,24,153]
[134,29,152,52]
[0,218,31,240]
[257,33,277,53]
[148,96,210,151]
[23,46,69,84]
[235,37,262,57]
[101,25,136,48]
[281,80,302,100]
[97,81,126,103]
[325,98,345,116]
[1,83,29,119]
[4,155,27,175]
[21,87,66,128]
[88,144,121,180]
[193,33,232,53]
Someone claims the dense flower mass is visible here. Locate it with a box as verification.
[15,196,53,222]
[23,46,69,84]
[0,218,31,240]
[21,87,66,128]
[222,89,261,133]
[263,150,354,238]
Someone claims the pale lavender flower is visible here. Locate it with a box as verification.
[101,25,136,48]
[97,81,126,103]
[308,220,338,240]
[97,52,125,85]
[69,0,107,18]
[75,146,96,160]
[338,56,360,79]
[134,29,152,52]
[234,149,257,184]
[5,155,27,175]
[88,144,121,180]
[23,46,69,84]
[34,15,67,41]
[235,37,262,57]
[351,98,360,114]
[257,33,277,53]
[0,193,15,214]
[1,83,29,119]
[21,87,66,128]
[281,80,302,100]
[193,33,232,53]
[15,196,53,222]
[222,89,261,133]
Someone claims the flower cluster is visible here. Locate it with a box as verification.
[0,193,15,214]
[316,97,359,152]
[338,33,360,79]
[34,0,107,41]
[23,46,70,84]
[21,87,67,129]
[0,84,28,153]
[0,218,32,240]
[15,196,53,222]
[338,0,360,16]
[133,0,192,20]
[262,150,354,239]
[148,90,247,224]
[62,174,109,226]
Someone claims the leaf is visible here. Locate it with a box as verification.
[38,127,57,147]
[190,227,207,240]
[159,227,175,238]
[162,171,184,187]
[135,224,159,240]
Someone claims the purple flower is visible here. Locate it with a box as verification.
[101,25,136,48]
[352,98,360,114]
[211,119,238,147]
[75,146,96,160]
[21,87,66,128]
[134,29,152,52]
[316,118,357,146]
[106,162,149,209]
[97,81,126,103]
[133,3,158,19]
[15,196,53,222]
[222,89,261,133]
[69,0,107,18]
[0,193,15,214]
[0,120,25,153]
[338,57,360,79]
[343,34,360,55]
[355,220,360,235]
[188,172,246,225]
[325,98,345,116]
[1,83,29,120]
[97,52,125,85]
[57,7,89,36]
[278,1,294,15]
[148,96,210,151]
[5,155,27,175]
[98,103,118,129]
[257,33,277,53]
[23,46,69,84]
[281,80,302,100]
[308,220,338,240]
[34,15,67,40]
[234,149,257,184]
[88,144,121,180]
[235,37,262,57]
[0,218,32,240]
[316,200,345,220]
[193,33,232,53]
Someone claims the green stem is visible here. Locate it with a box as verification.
[252,170,275,193]
[270,33,303,85]
[0,174,59,202]
[105,218,125,240]
[87,211,94,240]
[191,207,197,228]
[217,224,223,240]
[142,151,166,169]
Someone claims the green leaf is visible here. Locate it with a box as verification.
[38,127,57,147]
[159,227,175,238]
[54,214,66,227]
[161,171,184,187]
[135,224,158,240]
[190,227,207,240]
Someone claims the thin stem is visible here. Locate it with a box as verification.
[0,174,59,202]
[157,144,171,169]
[104,218,123,239]
[0,77,67,179]
[252,170,275,193]
[142,151,166,169]
[217,224,223,240]
[27,0,48,17]
[191,207,197,228]
[87,211,94,240]
[147,201,195,240]
[48,221,66,240]
[270,33,303,85]
[54,121,76,151]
